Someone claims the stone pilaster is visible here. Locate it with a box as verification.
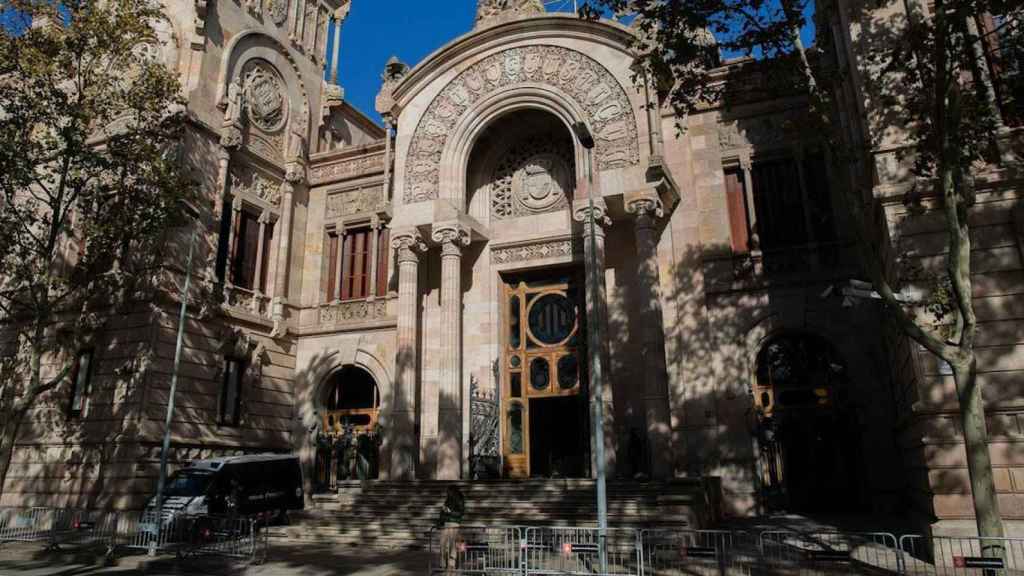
[573,200,616,478]
[390,229,426,480]
[626,197,673,479]
[431,223,471,480]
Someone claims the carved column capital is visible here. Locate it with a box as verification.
[572,202,612,238]
[432,223,471,258]
[258,209,271,225]
[231,195,243,212]
[284,163,305,185]
[370,214,382,231]
[393,230,427,264]
[627,198,664,231]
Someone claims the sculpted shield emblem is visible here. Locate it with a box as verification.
[244,67,286,132]
[514,155,568,213]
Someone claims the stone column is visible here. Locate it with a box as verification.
[331,11,343,84]
[223,195,243,302]
[432,223,470,480]
[368,215,381,299]
[272,179,296,323]
[626,197,673,479]
[253,209,270,314]
[573,200,616,478]
[390,229,426,480]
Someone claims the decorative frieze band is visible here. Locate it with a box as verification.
[490,238,580,265]
[318,299,389,325]
[310,152,386,185]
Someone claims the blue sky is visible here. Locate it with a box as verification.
[337,1,579,124]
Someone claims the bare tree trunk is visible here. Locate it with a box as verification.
[952,357,1005,540]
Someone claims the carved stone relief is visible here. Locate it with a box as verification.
[266,0,289,26]
[231,168,282,207]
[404,45,640,204]
[318,300,388,324]
[491,136,574,219]
[718,111,803,151]
[475,0,545,27]
[491,239,577,265]
[326,186,385,219]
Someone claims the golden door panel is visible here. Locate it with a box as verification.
[501,276,584,478]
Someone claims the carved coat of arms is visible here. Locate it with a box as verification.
[244,66,287,133]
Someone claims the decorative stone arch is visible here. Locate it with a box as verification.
[453,87,590,215]
[403,44,641,206]
[742,312,849,389]
[308,348,394,427]
[215,30,311,160]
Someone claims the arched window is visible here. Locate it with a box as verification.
[754,333,846,414]
[321,366,380,434]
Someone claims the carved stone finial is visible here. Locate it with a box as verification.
[375,56,410,117]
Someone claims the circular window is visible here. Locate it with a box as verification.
[530,357,550,391]
[527,293,577,346]
[557,355,579,390]
[510,355,521,368]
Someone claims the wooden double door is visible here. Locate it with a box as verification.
[501,273,589,479]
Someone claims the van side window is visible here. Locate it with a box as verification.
[220,357,244,426]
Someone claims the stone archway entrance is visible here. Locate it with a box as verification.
[314,366,382,491]
[752,333,864,514]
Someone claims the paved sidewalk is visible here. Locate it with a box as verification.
[0,541,431,575]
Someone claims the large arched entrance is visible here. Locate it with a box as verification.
[314,366,382,491]
[467,108,590,479]
[752,333,865,514]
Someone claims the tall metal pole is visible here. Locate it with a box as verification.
[152,219,198,554]
[574,122,607,572]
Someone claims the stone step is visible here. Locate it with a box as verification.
[287,479,711,550]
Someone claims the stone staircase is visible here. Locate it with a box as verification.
[273,478,719,550]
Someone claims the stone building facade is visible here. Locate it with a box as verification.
[3,0,1023,537]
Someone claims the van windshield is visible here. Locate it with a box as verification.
[165,469,215,498]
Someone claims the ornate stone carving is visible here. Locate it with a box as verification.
[432,224,471,257]
[627,197,664,230]
[491,239,577,264]
[325,186,385,219]
[244,65,287,133]
[492,136,573,219]
[266,0,289,26]
[231,169,282,206]
[310,153,386,184]
[318,300,388,324]
[392,230,427,264]
[475,0,545,28]
[404,45,640,204]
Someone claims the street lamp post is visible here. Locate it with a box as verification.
[150,209,199,556]
[573,121,608,572]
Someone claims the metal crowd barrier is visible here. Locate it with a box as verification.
[760,531,904,574]
[0,507,267,566]
[0,508,56,545]
[429,527,1024,576]
[430,525,523,575]
[523,527,642,576]
[119,509,268,564]
[900,534,1024,574]
[641,529,758,575]
[49,509,120,556]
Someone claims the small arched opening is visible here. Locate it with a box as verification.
[314,366,382,490]
[752,333,864,514]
